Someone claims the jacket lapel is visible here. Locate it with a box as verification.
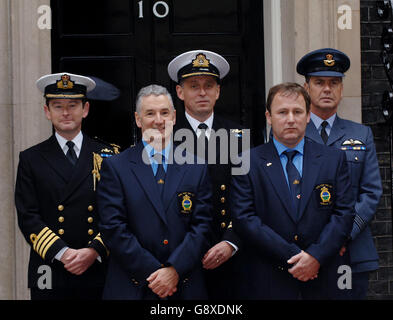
[326,116,345,146]
[305,121,323,144]
[260,142,297,223]
[297,139,323,221]
[60,135,95,203]
[162,160,186,212]
[306,116,345,146]
[39,135,74,184]
[129,142,168,226]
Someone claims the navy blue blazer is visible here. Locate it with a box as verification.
[230,138,354,299]
[96,142,213,300]
[306,116,382,273]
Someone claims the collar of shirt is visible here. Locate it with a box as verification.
[142,139,171,174]
[273,137,305,184]
[55,131,83,157]
[185,111,214,140]
[310,112,336,136]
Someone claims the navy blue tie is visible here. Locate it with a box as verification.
[320,121,329,144]
[284,150,301,218]
[197,123,209,161]
[66,141,77,166]
[153,153,166,199]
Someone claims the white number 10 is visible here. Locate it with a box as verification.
[138,1,170,19]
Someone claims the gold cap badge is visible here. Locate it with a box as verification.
[323,54,335,67]
[192,54,210,68]
[56,74,74,90]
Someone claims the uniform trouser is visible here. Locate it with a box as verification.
[30,287,103,300]
[348,271,370,300]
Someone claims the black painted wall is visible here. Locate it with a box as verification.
[361,0,393,299]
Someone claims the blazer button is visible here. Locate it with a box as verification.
[220,184,226,191]
[183,278,189,283]
[294,235,299,241]
[354,157,359,161]
[88,205,94,211]
[58,205,64,211]
[58,229,64,235]
[87,217,94,223]
[220,197,225,203]
[221,209,226,216]
[58,216,64,223]
[88,229,94,235]
[221,222,226,229]
[163,239,169,245]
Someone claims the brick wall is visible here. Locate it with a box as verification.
[361,0,393,299]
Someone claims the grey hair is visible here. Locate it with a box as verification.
[135,84,174,114]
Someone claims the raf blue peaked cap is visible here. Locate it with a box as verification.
[296,48,350,77]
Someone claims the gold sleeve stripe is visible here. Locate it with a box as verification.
[34,228,52,253]
[38,232,57,257]
[32,227,61,259]
[42,235,60,259]
[94,233,109,257]
[32,227,49,250]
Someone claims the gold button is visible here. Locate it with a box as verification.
[88,205,94,212]
[88,229,94,235]
[58,216,64,223]
[58,205,64,211]
[87,217,93,223]
[163,239,169,245]
[220,184,226,191]
[221,209,226,216]
[58,229,64,235]
[183,278,189,283]
[355,157,359,161]
[221,222,226,229]
[294,235,299,241]
[220,197,225,203]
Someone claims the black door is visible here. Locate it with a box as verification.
[51,0,266,149]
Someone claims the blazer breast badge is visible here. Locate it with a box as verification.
[178,192,195,214]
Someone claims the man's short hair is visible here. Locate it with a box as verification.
[135,84,174,114]
[266,82,311,113]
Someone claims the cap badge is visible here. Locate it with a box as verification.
[192,53,210,68]
[57,74,74,90]
[323,54,335,67]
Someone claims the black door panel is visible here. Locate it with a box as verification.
[51,0,266,149]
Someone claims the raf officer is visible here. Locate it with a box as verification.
[15,72,116,299]
[168,50,248,299]
[96,85,213,299]
[297,48,383,299]
[230,82,354,299]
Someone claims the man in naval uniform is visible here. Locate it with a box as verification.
[15,72,116,299]
[168,50,249,299]
[297,48,383,299]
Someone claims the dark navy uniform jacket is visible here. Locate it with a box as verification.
[15,134,110,289]
[306,116,383,273]
[96,142,213,300]
[230,139,354,299]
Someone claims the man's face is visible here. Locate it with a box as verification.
[266,92,310,148]
[44,99,89,137]
[175,75,220,121]
[304,76,343,118]
[135,94,176,147]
